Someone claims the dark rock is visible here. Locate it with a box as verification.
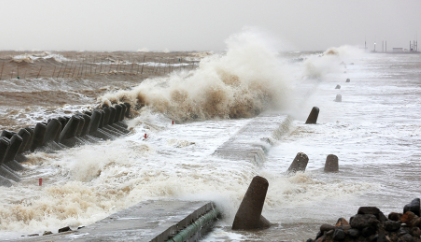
[43,231,52,236]
[58,226,71,233]
[325,229,334,236]
[287,152,308,173]
[398,228,408,236]
[400,234,414,242]
[377,230,387,242]
[389,212,403,221]
[305,107,319,124]
[232,176,270,230]
[368,234,378,241]
[362,226,377,237]
[320,224,335,232]
[387,232,399,242]
[350,214,379,229]
[404,198,420,217]
[315,235,325,242]
[348,228,360,238]
[28,234,39,237]
[306,239,314,242]
[409,227,421,237]
[324,155,339,172]
[337,225,351,231]
[358,206,387,222]
[401,211,421,227]
[315,230,323,240]
[346,78,350,82]
[333,229,345,240]
[384,220,402,231]
[335,85,341,89]
[336,217,349,227]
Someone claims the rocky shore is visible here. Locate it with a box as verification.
[307,198,421,242]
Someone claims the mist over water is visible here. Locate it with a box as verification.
[1,29,419,241]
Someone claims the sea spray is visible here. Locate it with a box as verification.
[99,30,293,122]
[302,45,365,79]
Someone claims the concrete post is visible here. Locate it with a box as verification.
[287,152,309,173]
[305,107,319,124]
[324,154,339,172]
[232,176,271,230]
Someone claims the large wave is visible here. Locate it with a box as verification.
[99,30,293,122]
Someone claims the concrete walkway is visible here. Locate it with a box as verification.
[17,200,218,242]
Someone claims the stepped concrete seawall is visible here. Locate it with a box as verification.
[213,111,292,166]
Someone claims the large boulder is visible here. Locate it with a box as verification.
[404,198,420,217]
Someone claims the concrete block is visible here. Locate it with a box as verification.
[31,123,47,152]
[232,176,271,230]
[305,107,319,124]
[287,152,309,173]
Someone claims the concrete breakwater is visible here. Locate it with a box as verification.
[0,102,132,187]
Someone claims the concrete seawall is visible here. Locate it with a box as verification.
[213,111,292,166]
[17,200,219,242]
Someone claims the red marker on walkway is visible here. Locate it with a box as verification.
[39,178,42,186]
[144,133,147,139]
[172,120,174,125]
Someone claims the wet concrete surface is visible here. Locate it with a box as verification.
[213,112,291,166]
[16,200,216,242]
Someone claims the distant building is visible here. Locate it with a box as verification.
[409,41,418,52]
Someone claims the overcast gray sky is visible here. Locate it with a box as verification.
[1,0,420,51]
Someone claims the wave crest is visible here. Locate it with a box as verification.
[99,30,292,122]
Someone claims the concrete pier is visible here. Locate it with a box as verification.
[17,200,219,242]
